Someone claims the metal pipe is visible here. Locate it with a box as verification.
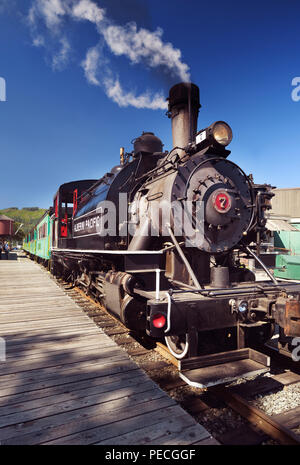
[245,246,278,285]
[166,223,203,289]
[165,291,172,333]
[167,83,200,159]
[128,217,152,251]
[168,279,198,290]
[155,268,161,301]
[169,282,291,297]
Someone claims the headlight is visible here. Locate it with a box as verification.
[195,121,233,149]
[238,301,248,313]
[212,121,233,146]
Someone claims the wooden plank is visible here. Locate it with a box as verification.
[0,378,155,417]
[0,362,140,397]
[181,397,209,415]
[6,344,113,362]
[0,370,148,407]
[0,311,94,323]
[149,423,211,446]
[0,319,97,334]
[6,338,110,358]
[0,314,91,328]
[192,437,220,445]
[43,405,191,445]
[3,331,104,347]
[0,384,162,429]
[1,397,175,445]
[272,406,300,430]
[273,372,300,386]
[0,345,125,375]
[2,326,102,338]
[3,294,85,301]
[105,327,128,335]
[0,305,84,314]
[0,355,134,389]
[155,343,178,368]
[137,360,169,371]
[0,389,169,443]
[0,329,103,344]
[159,378,186,391]
[216,424,267,445]
[96,414,210,445]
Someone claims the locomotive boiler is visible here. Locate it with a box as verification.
[50,82,300,387]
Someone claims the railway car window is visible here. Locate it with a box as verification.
[37,222,49,239]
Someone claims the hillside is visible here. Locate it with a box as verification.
[0,207,47,236]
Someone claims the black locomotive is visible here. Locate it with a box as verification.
[50,83,300,387]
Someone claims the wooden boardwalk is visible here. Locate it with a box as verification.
[0,257,217,445]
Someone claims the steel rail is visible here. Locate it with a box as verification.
[211,385,300,445]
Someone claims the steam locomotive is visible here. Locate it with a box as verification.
[26,83,300,387]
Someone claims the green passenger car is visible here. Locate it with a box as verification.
[23,211,53,262]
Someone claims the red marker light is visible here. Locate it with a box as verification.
[152,313,166,329]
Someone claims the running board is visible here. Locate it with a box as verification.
[178,348,270,388]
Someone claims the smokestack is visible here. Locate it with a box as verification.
[167,82,200,159]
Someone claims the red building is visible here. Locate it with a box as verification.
[0,215,14,237]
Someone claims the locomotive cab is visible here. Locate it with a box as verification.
[52,180,98,247]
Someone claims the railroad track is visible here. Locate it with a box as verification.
[50,272,300,446]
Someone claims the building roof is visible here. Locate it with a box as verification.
[0,215,14,222]
[273,187,300,191]
[266,218,298,232]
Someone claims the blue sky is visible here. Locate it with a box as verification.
[0,0,300,208]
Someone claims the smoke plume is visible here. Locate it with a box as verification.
[27,0,190,109]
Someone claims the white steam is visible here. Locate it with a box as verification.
[28,0,67,31]
[28,0,190,109]
[104,78,167,110]
[71,0,105,24]
[81,45,101,86]
[103,23,190,82]
[52,36,71,70]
